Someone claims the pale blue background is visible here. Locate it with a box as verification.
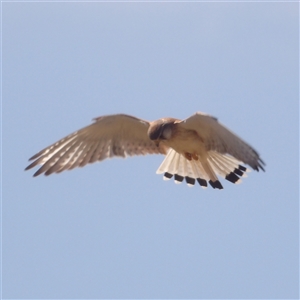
[2,2,299,299]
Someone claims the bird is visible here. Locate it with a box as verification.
[25,112,265,189]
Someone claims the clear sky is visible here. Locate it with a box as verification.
[2,2,299,299]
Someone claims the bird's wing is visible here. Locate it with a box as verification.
[25,114,167,176]
[178,112,265,171]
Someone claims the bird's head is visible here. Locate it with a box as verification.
[148,118,175,142]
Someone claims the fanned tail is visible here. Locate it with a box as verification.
[156,149,249,189]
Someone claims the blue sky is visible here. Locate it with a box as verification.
[2,2,299,299]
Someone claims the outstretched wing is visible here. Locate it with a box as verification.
[179,112,265,171]
[25,114,167,176]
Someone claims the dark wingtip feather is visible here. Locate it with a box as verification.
[258,158,266,172]
[44,170,53,176]
[33,169,42,177]
[28,151,44,161]
[25,160,40,171]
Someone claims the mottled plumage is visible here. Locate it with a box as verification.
[25,112,265,189]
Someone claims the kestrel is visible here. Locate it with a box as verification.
[25,112,265,189]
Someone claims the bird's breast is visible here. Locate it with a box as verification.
[163,127,206,156]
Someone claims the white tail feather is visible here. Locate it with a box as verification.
[157,150,213,181]
[157,149,249,188]
[156,149,175,174]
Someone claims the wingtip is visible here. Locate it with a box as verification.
[32,167,45,177]
[24,162,35,171]
[257,158,266,172]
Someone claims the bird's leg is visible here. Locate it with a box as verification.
[184,152,198,161]
[192,153,199,160]
[184,152,192,161]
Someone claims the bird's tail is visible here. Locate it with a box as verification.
[156,149,249,189]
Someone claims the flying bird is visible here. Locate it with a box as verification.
[25,112,265,189]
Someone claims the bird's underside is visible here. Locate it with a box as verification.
[25,112,265,190]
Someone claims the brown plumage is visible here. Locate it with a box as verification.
[25,112,265,189]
